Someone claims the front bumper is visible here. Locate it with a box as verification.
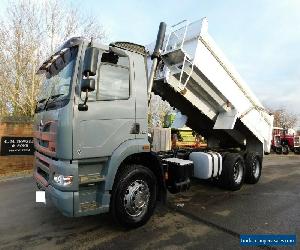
[33,151,76,217]
[34,151,110,217]
[48,185,74,216]
[35,174,74,216]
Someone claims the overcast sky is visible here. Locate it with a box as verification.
[1,0,300,128]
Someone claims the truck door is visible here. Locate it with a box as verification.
[74,49,136,159]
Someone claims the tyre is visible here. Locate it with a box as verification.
[294,148,300,155]
[245,152,262,184]
[275,146,282,154]
[220,153,245,191]
[110,164,157,228]
[282,145,289,155]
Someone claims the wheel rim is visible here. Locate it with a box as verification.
[253,159,260,178]
[123,180,150,217]
[233,160,243,184]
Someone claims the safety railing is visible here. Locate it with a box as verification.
[163,20,195,93]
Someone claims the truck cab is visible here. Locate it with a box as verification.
[34,38,157,224]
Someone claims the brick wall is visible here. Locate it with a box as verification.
[0,122,34,176]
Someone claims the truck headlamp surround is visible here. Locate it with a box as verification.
[53,174,73,186]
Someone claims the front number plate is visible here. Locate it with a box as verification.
[36,190,46,204]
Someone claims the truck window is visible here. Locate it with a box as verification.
[96,61,130,101]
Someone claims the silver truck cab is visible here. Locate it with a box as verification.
[34,38,157,220]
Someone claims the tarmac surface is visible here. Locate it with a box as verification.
[0,155,299,250]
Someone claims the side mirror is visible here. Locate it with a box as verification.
[79,47,99,111]
[83,47,99,77]
[79,79,95,111]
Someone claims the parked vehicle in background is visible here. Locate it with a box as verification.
[272,134,282,154]
[271,127,299,154]
[294,136,300,154]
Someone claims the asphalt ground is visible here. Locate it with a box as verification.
[0,154,299,250]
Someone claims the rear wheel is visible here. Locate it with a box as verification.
[110,164,157,228]
[220,153,245,191]
[245,152,262,184]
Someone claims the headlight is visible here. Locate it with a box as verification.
[53,174,73,186]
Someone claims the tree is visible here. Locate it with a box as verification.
[148,94,172,128]
[268,107,298,129]
[0,0,106,119]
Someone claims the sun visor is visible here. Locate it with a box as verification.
[37,37,84,74]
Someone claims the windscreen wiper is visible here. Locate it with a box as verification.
[44,94,64,110]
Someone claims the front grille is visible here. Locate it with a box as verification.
[37,157,50,168]
[37,167,49,181]
[33,120,57,157]
[40,140,49,148]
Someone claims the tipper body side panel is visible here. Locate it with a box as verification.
[148,18,273,154]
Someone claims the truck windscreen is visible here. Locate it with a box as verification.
[36,46,78,112]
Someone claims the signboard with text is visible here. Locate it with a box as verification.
[0,136,34,156]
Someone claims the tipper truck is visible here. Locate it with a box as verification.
[33,18,274,227]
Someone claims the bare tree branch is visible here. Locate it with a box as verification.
[0,0,107,118]
[267,107,298,129]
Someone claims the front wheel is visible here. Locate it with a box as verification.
[110,164,157,228]
[282,145,289,155]
[275,146,282,154]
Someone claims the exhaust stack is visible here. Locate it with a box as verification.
[148,22,166,98]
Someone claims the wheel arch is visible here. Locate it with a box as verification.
[104,139,146,191]
[104,139,166,201]
[114,152,166,202]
